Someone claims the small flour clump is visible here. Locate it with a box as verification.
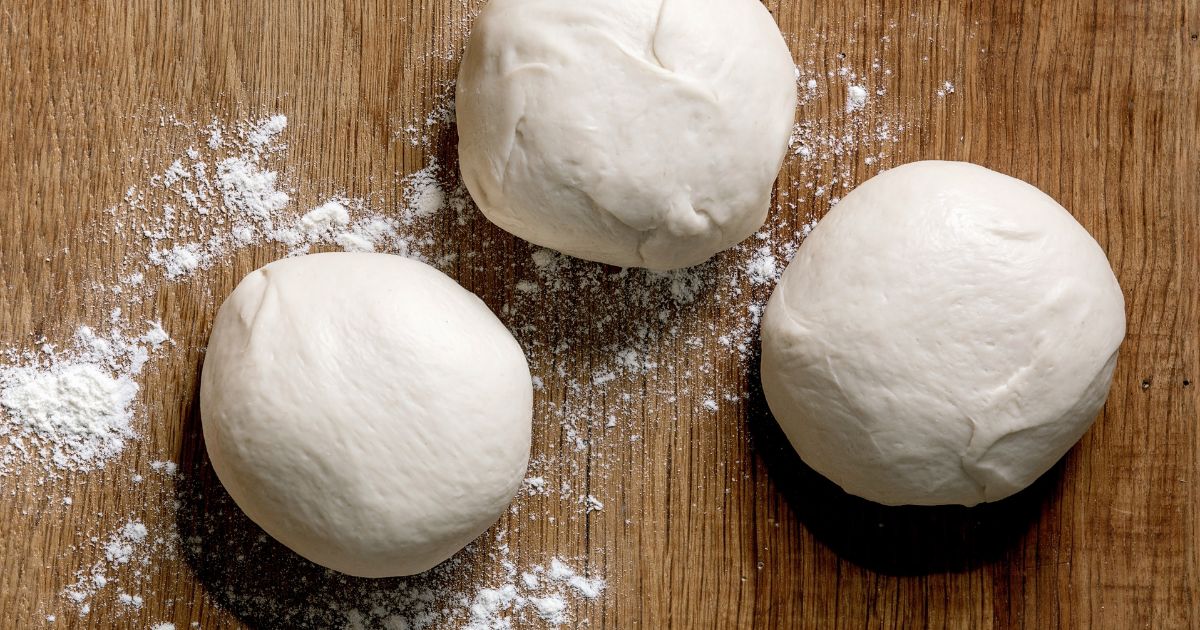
[746,246,779,286]
[274,199,416,256]
[454,551,604,629]
[297,200,351,237]
[217,156,290,221]
[547,557,606,599]
[116,593,144,608]
[846,84,869,112]
[149,244,206,280]
[0,363,136,469]
[0,320,170,474]
[404,162,447,218]
[104,521,148,565]
[246,114,287,147]
[530,596,568,624]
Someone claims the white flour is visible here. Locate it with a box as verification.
[846,84,869,112]
[455,552,604,630]
[246,114,288,147]
[295,200,351,237]
[115,114,442,280]
[746,246,780,286]
[216,156,291,221]
[0,363,136,469]
[64,516,175,617]
[0,320,170,474]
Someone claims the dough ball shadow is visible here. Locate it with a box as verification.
[743,349,1061,576]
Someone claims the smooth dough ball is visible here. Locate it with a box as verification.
[761,161,1125,506]
[456,0,797,271]
[200,253,532,577]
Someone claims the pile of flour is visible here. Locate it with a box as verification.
[0,319,170,474]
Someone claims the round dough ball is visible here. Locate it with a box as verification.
[456,0,797,271]
[760,161,1125,506]
[200,253,532,577]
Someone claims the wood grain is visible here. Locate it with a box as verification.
[1,0,1196,628]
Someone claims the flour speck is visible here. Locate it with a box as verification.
[846,84,869,112]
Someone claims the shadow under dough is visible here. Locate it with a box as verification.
[743,353,1062,576]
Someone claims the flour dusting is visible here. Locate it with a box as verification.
[0,13,963,628]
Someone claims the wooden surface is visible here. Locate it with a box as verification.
[1,1,1197,628]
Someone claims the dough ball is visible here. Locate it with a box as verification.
[760,161,1125,506]
[456,0,797,271]
[200,253,532,577]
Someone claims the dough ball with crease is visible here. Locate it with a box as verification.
[200,252,532,577]
[456,0,797,271]
[760,161,1126,506]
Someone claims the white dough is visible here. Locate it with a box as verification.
[456,0,797,271]
[760,161,1125,506]
[200,253,532,577]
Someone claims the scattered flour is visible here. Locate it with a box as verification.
[0,14,962,627]
[25,110,608,629]
[63,515,177,618]
[104,521,148,565]
[404,162,448,218]
[530,596,567,624]
[108,115,445,279]
[456,552,604,629]
[149,244,205,280]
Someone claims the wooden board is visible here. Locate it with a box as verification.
[1,0,1196,627]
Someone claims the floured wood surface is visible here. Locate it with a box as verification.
[0,1,1196,628]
